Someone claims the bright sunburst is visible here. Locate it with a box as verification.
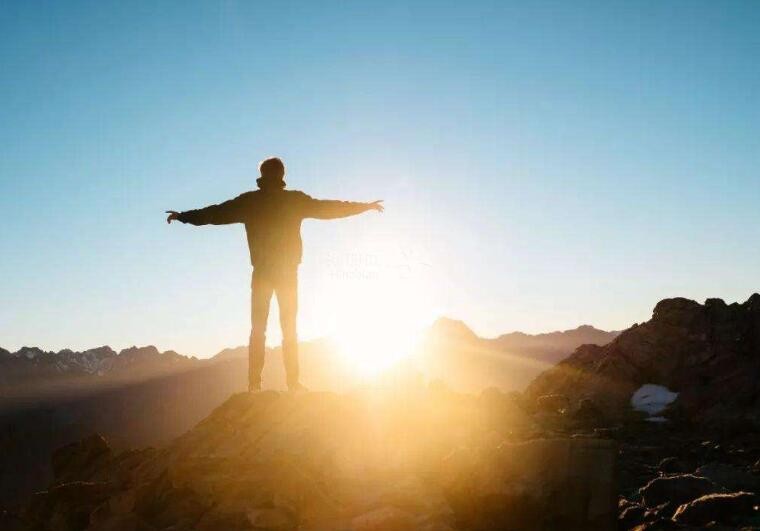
[319,240,437,380]
[334,302,426,379]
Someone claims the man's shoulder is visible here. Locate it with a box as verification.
[284,189,312,201]
[232,190,257,202]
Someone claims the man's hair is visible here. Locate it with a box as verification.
[259,157,285,179]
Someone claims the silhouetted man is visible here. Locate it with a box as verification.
[166,157,383,391]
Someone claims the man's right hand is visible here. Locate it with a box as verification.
[166,210,180,224]
[367,200,384,213]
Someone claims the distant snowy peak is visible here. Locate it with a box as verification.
[15,346,48,360]
[60,346,118,374]
[0,344,196,376]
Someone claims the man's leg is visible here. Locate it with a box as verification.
[275,268,300,389]
[250,269,274,391]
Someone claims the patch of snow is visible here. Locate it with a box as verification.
[631,384,679,418]
[646,416,668,423]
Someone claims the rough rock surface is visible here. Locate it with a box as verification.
[695,462,760,492]
[672,491,759,526]
[612,419,760,530]
[638,474,718,508]
[21,389,617,531]
[525,294,760,427]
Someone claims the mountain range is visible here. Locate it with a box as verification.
[0,321,618,402]
[0,321,617,505]
[2,296,758,528]
[420,318,618,392]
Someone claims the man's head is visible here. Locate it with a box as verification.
[257,157,286,190]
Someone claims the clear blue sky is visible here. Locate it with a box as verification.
[2,1,759,357]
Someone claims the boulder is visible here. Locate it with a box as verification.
[695,462,760,492]
[642,501,674,521]
[638,474,718,508]
[657,457,688,474]
[440,437,617,530]
[618,502,646,529]
[672,491,759,526]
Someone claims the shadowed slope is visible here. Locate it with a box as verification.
[23,388,617,531]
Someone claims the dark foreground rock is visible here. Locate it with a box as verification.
[672,491,759,526]
[695,462,760,493]
[612,419,760,530]
[525,294,760,428]
[22,389,617,531]
[638,474,718,508]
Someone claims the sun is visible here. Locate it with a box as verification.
[334,300,426,379]
[317,255,437,380]
[302,229,439,381]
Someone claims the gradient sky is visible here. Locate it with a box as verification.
[2,1,759,358]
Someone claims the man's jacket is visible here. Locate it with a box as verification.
[177,189,368,270]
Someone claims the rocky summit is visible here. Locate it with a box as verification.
[525,294,760,428]
[16,388,617,531]
[6,294,760,530]
[520,294,760,530]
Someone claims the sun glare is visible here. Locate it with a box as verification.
[334,303,425,379]
[318,239,437,381]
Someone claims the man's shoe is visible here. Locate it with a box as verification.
[287,382,308,392]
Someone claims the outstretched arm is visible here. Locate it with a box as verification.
[166,194,250,226]
[304,196,384,220]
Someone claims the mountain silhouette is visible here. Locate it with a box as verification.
[0,321,616,506]
[419,318,618,392]
[2,298,759,529]
[0,345,199,405]
[525,294,760,428]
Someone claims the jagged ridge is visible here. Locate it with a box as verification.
[525,294,760,426]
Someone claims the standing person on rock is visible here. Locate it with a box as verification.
[166,157,383,391]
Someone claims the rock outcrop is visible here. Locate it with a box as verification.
[671,491,758,526]
[525,294,760,427]
[638,474,718,508]
[22,388,618,530]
